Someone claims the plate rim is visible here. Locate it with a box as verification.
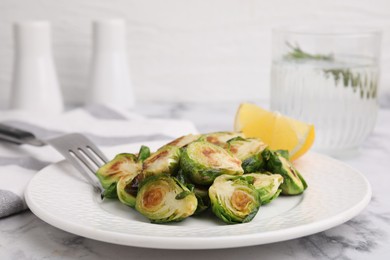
[25,151,372,249]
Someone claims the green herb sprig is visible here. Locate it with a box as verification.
[284,42,334,61]
[284,42,377,99]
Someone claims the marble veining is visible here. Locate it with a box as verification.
[299,211,385,259]
[1,102,390,259]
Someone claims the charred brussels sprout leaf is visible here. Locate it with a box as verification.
[180,141,244,185]
[199,132,245,148]
[96,153,142,198]
[137,145,151,162]
[262,149,307,195]
[142,146,181,178]
[227,137,268,173]
[209,175,261,224]
[135,175,198,223]
[245,173,283,204]
[161,134,201,149]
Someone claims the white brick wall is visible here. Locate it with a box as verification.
[0,0,389,106]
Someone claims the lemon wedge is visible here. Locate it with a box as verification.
[234,103,315,161]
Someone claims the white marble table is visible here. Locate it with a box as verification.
[1,102,390,260]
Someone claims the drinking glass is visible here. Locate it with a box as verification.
[270,26,382,156]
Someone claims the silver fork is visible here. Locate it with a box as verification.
[0,123,107,193]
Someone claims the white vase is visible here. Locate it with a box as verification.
[87,19,135,108]
[10,21,64,115]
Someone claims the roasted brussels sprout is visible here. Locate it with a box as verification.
[227,137,268,173]
[142,146,181,178]
[135,175,198,223]
[96,153,142,198]
[116,176,136,208]
[209,175,261,224]
[117,174,139,207]
[244,173,283,204]
[181,141,244,185]
[199,132,245,148]
[137,145,151,162]
[163,134,201,148]
[262,149,307,195]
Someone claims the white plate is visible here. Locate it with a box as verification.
[25,141,371,249]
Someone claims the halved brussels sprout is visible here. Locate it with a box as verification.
[227,137,268,173]
[262,149,307,195]
[142,146,181,178]
[209,175,261,224]
[137,145,151,162]
[96,153,142,198]
[244,173,283,204]
[181,141,244,185]
[135,175,198,223]
[199,132,245,148]
[117,173,140,208]
[163,134,201,148]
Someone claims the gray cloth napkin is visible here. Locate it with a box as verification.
[0,105,198,218]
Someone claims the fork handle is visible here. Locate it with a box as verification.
[0,123,46,146]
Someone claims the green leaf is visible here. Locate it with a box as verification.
[284,42,333,61]
[102,182,118,199]
[226,136,247,143]
[175,191,192,200]
[137,145,151,162]
[276,150,289,160]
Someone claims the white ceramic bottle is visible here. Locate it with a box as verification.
[10,21,64,114]
[87,19,135,108]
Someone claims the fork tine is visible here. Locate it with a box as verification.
[68,150,104,192]
[84,143,109,163]
[71,133,108,164]
[69,133,109,163]
[78,147,105,168]
[55,148,103,192]
[71,149,98,174]
[47,133,106,193]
